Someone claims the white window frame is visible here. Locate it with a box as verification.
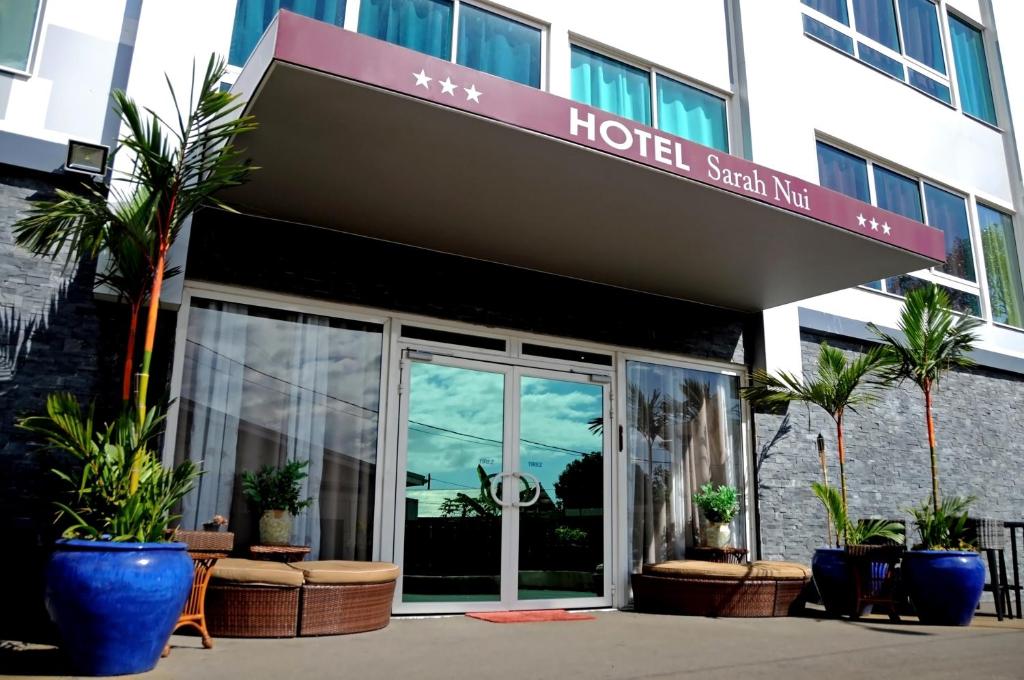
[0,0,46,77]
[945,8,1001,130]
[973,199,1024,331]
[801,0,955,107]
[567,38,733,154]
[816,137,999,321]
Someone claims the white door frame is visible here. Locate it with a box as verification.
[388,345,613,614]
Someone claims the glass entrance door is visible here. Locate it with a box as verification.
[394,353,611,613]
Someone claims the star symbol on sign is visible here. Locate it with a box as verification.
[857,213,867,227]
[413,69,432,89]
[464,84,482,103]
[869,217,879,231]
[882,222,891,235]
[439,77,458,96]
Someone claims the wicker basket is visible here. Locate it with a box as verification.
[631,573,807,617]
[205,583,300,638]
[299,581,396,636]
[172,529,235,554]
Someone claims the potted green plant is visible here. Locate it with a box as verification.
[18,396,200,676]
[870,284,985,626]
[742,341,889,614]
[242,460,315,545]
[692,483,739,548]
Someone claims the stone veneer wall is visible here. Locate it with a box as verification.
[756,330,1024,563]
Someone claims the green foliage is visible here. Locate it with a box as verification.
[692,483,739,524]
[554,452,602,511]
[908,496,975,550]
[241,461,314,515]
[741,342,889,416]
[811,482,904,546]
[554,525,588,544]
[17,393,200,542]
[869,284,982,392]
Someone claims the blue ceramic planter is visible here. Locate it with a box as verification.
[45,539,192,676]
[811,547,854,616]
[902,550,985,626]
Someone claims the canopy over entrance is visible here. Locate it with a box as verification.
[223,12,945,312]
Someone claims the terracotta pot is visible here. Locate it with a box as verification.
[259,509,292,545]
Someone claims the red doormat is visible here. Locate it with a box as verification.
[466,610,596,623]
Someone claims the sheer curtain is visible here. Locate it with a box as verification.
[897,0,945,72]
[627,362,745,573]
[456,3,540,87]
[656,75,728,152]
[175,298,383,560]
[571,46,652,125]
[180,301,247,529]
[948,15,997,124]
[229,0,346,66]
[852,0,900,50]
[358,0,453,59]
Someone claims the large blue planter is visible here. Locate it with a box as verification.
[811,547,854,616]
[902,550,985,626]
[45,539,192,676]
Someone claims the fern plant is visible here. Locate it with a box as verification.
[907,496,975,550]
[17,393,200,542]
[811,482,904,546]
[692,483,739,523]
[241,461,314,515]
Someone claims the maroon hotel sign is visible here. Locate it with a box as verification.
[268,12,946,262]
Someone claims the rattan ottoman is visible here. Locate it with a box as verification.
[288,560,400,636]
[206,558,304,637]
[631,560,812,617]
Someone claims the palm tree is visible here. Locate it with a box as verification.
[112,56,256,422]
[868,284,981,513]
[741,342,888,538]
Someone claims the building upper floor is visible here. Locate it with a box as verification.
[2,0,1022,364]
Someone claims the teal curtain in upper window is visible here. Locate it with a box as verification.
[570,46,651,125]
[816,142,870,203]
[874,166,922,221]
[656,76,728,152]
[949,15,996,125]
[359,0,453,60]
[978,205,1024,327]
[802,0,849,25]
[898,0,945,73]
[229,0,346,67]
[924,183,975,282]
[0,0,41,72]
[852,0,900,51]
[457,4,540,88]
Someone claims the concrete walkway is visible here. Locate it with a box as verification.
[4,609,1022,679]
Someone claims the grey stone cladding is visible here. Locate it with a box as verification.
[755,330,1024,564]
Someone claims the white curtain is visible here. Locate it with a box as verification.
[286,313,330,557]
[181,301,247,528]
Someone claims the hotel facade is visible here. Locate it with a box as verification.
[1,0,1022,615]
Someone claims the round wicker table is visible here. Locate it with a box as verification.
[249,545,312,563]
[687,546,749,564]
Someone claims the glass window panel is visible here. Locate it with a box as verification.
[173,298,383,561]
[656,75,728,152]
[816,141,870,203]
[874,166,923,221]
[858,42,905,80]
[908,69,952,104]
[949,15,997,125]
[359,0,453,60]
[924,183,976,281]
[229,0,346,67]
[457,4,541,88]
[625,361,746,575]
[978,205,1024,327]
[884,275,981,316]
[802,0,850,24]
[852,0,900,51]
[898,0,945,73]
[0,0,41,72]
[570,45,652,125]
[803,14,855,55]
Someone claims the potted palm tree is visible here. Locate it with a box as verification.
[742,341,892,615]
[869,284,985,626]
[12,55,255,675]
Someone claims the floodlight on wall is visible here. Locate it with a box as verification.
[65,140,109,176]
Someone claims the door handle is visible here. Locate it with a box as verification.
[489,471,516,508]
[517,472,542,507]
